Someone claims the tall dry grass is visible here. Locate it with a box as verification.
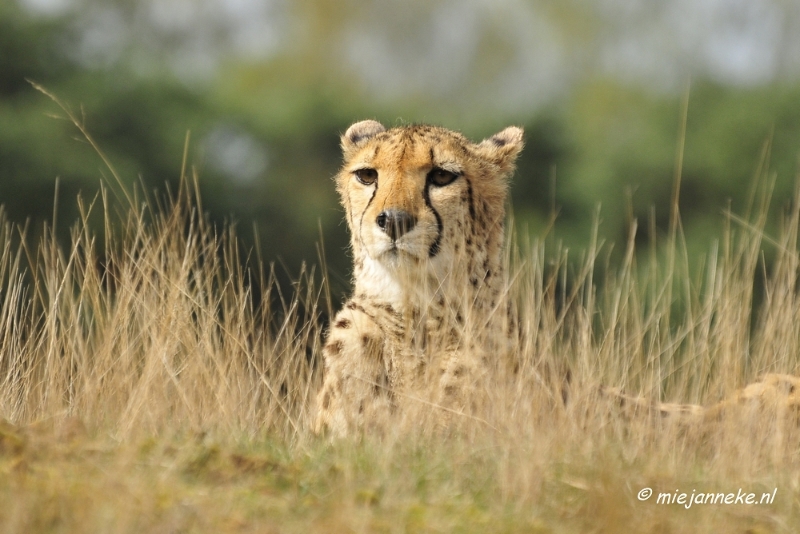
[2,95,799,530]
[0,175,324,440]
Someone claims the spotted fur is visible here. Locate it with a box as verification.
[314,120,524,436]
[602,374,800,425]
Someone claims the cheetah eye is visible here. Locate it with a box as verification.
[354,168,378,186]
[427,167,459,187]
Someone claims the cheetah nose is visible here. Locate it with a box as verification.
[376,209,416,241]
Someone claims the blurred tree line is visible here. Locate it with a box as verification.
[3,0,800,299]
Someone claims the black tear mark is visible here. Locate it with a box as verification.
[358,180,379,246]
[465,176,476,222]
[427,142,441,247]
[423,181,443,257]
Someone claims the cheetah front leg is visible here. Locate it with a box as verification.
[435,351,489,420]
[313,304,393,436]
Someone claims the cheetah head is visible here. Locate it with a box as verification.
[336,120,523,300]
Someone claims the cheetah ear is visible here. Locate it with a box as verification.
[476,126,524,174]
[341,120,386,159]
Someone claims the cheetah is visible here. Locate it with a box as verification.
[602,374,800,426]
[313,120,524,436]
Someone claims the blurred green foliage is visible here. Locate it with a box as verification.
[542,80,800,265]
[2,0,800,298]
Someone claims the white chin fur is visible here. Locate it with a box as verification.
[368,237,426,264]
[358,242,456,309]
[356,255,406,304]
